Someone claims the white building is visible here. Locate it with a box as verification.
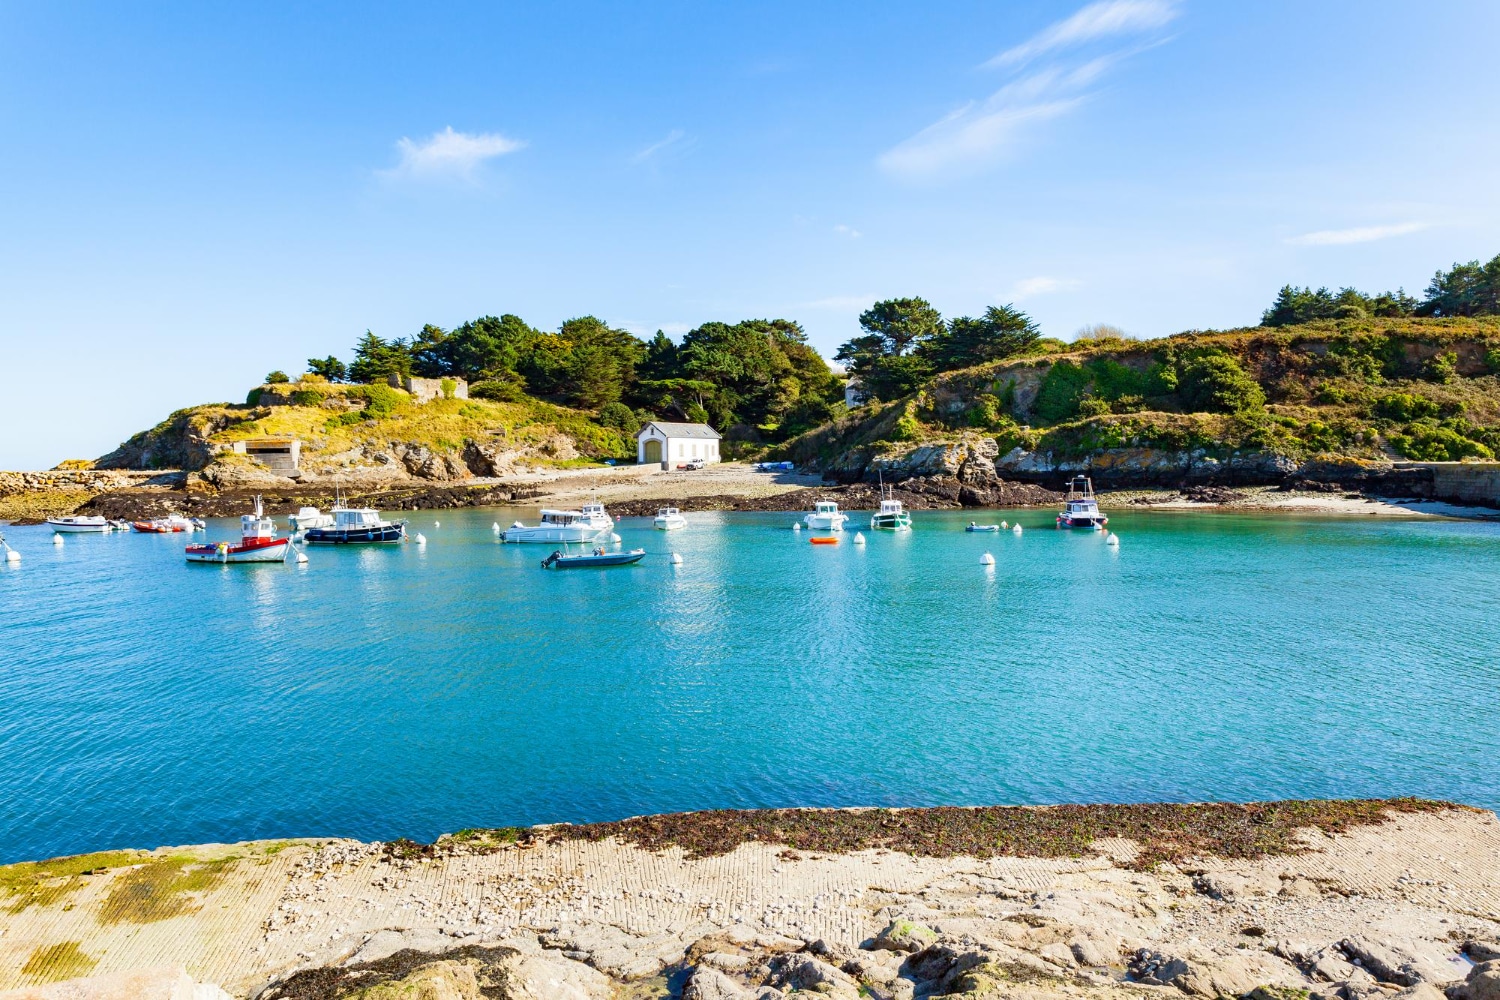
[636,420,722,469]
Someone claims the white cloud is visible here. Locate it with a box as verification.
[632,129,686,163]
[1286,221,1428,246]
[833,224,862,238]
[1012,276,1080,298]
[381,126,525,180]
[879,1,1177,179]
[987,0,1180,68]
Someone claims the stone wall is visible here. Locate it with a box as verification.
[388,375,468,402]
[1397,461,1500,506]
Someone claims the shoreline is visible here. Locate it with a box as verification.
[6,461,1500,524]
[1,800,1496,1000]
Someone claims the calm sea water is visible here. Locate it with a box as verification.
[1,505,1497,863]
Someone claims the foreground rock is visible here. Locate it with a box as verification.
[0,803,1495,999]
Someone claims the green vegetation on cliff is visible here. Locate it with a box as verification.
[778,315,1500,472]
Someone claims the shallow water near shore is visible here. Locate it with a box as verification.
[1,506,1498,863]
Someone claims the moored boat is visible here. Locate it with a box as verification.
[132,515,196,533]
[501,502,613,543]
[185,496,291,564]
[302,504,407,544]
[653,507,686,530]
[540,547,646,569]
[290,506,335,531]
[965,522,1000,532]
[46,516,111,533]
[802,500,848,532]
[1057,476,1108,529]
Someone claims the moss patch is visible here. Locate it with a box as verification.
[410,799,1459,872]
[97,854,239,924]
[1,850,144,913]
[21,942,97,983]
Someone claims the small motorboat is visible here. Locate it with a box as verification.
[809,536,838,545]
[132,514,196,533]
[190,518,207,530]
[108,520,132,532]
[290,506,335,531]
[1057,475,1108,529]
[303,504,406,544]
[540,547,646,569]
[502,502,614,543]
[185,496,291,564]
[869,497,911,531]
[653,507,686,530]
[46,516,111,533]
[802,500,847,532]
[966,522,1001,532]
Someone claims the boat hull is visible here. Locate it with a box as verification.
[46,519,111,533]
[303,523,406,544]
[1057,515,1107,528]
[653,518,685,530]
[541,549,645,568]
[870,514,911,531]
[802,515,847,531]
[965,525,1000,532]
[185,538,291,563]
[133,521,187,533]
[501,525,609,543]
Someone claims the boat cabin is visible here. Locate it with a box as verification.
[877,498,904,516]
[333,507,384,528]
[540,510,587,526]
[814,501,840,516]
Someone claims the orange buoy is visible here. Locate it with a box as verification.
[809,536,838,545]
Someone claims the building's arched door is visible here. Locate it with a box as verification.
[643,438,662,464]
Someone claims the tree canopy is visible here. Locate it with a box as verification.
[1262,251,1500,326]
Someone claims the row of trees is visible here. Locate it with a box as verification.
[835,299,1044,401]
[303,314,845,441]
[1262,251,1500,326]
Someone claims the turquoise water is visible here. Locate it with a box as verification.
[2,505,1498,864]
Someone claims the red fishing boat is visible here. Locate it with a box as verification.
[185,497,292,564]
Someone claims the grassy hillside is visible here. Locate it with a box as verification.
[99,380,635,477]
[777,316,1500,475]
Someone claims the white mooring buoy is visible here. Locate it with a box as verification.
[670,552,683,565]
[492,522,501,533]
[853,532,866,545]
[434,520,440,528]
[1001,520,1008,528]
[52,534,64,546]
[792,522,802,531]
[611,532,621,542]
[1107,534,1120,547]
[296,550,309,564]
[1012,524,1023,535]
[2,535,20,563]
[980,551,995,565]
[415,533,427,545]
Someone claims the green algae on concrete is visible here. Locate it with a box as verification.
[97,853,241,925]
[1,851,146,913]
[20,942,97,983]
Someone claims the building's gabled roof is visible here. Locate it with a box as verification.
[637,420,721,440]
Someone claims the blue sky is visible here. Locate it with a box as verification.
[2,1,1498,468]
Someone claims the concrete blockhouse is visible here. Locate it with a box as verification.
[387,375,468,402]
[232,438,301,474]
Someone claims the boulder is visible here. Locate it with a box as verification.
[490,953,613,1000]
[765,954,861,998]
[1132,948,1307,997]
[1469,942,1500,963]
[1340,936,1463,986]
[682,967,750,1000]
[1459,961,1500,1000]
[871,920,938,954]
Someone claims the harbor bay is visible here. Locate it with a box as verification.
[2,504,1496,865]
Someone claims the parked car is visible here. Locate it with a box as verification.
[677,458,705,471]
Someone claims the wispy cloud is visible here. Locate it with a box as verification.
[1286,221,1428,246]
[879,0,1178,179]
[381,126,525,180]
[833,224,862,239]
[632,129,687,163]
[987,0,1179,68]
[1013,276,1080,298]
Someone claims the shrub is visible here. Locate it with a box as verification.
[471,379,525,403]
[1486,348,1500,374]
[290,389,326,407]
[1034,361,1093,423]
[685,403,710,424]
[324,411,365,429]
[966,394,1003,428]
[246,388,263,406]
[1374,392,1439,422]
[890,409,922,441]
[1076,396,1112,417]
[597,401,639,433]
[1177,353,1265,413]
[440,378,457,400]
[1388,423,1492,461]
[1423,351,1458,384]
[265,370,290,384]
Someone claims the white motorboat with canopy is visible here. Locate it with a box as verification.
[501,502,614,543]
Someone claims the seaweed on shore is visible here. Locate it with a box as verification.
[407,799,1463,871]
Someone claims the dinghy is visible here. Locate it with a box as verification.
[540,547,646,569]
[965,522,1000,532]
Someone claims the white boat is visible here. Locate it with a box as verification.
[802,500,848,532]
[46,516,111,533]
[653,507,686,530]
[290,506,335,531]
[185,496,292,564]
[501,502,614,543]
[1057,475,1108,529]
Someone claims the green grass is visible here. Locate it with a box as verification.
[0,850,145,913]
